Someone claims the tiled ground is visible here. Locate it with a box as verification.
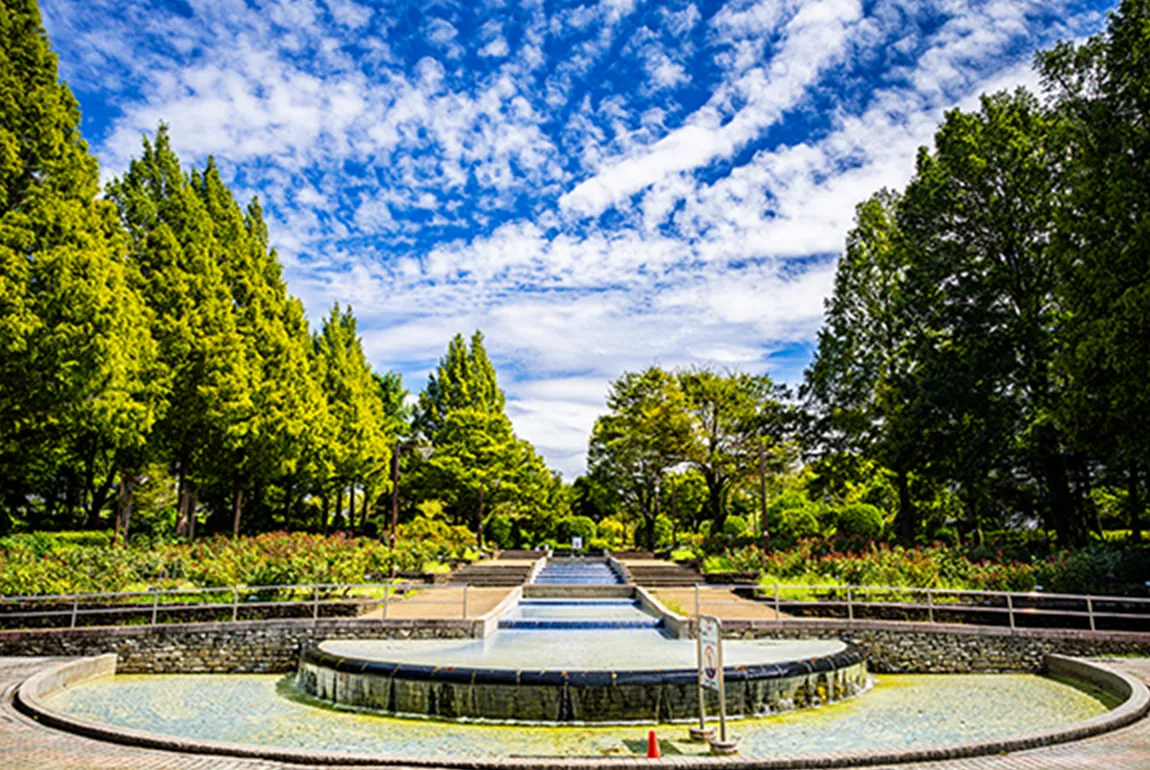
[1,657,1147,769]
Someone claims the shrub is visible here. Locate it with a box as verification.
[597,518,626,547]
[588,537,610,551]
[723,514,749,537]
[775,508,820,541]
[486,514,515,549]
[557,516,596,545]
[654,515,673,547]
[834,504,884,539]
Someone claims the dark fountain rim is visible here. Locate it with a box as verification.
[301,641,865,687]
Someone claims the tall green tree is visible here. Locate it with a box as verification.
[416,330,505,439]
[677,368,787,534]
[106,126,253,538]
[194,163,327,536]
[0,0,158,530]
[803,190,926,540]
[312,304,392,533]
[588,367,692,549]
[899,90,1082,543]
[1039,0,1150,542]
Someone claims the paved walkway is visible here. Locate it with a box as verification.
[0,657,1146,768]
[358,586,513,620]
[653,588,787,620]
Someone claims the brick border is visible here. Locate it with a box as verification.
[12,653,1149,768]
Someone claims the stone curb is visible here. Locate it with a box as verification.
[11,654,1150,769]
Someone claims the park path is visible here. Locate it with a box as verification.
[0,656,1146,769]
[357,586,513,620]
[653,588,787,620]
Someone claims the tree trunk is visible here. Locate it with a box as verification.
[282,476,295,525]
[704,471,725,536]
[187,485,198,540]
[1069,453,1103,536]
[358,487,370,535]
[119,474,135,544]
[1128,461,1143,545]
[331,486,343,534]
[895,466,915,542]
[232,482,245,538]
[1036,426,1079,546]
[347,484,355,533]
[176,462,190,539]
[476,486,485,549]
[643,510,657,551]
[320,492,330,535]
[113,474,125,547]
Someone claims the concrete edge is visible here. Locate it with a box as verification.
[477,586,524,639]
[633,586,690,639]
[11,654,1149,769]
[726,617,1150,644]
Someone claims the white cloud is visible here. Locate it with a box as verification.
[40,0,1103,476]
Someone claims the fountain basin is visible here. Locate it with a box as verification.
[296,635,867,723]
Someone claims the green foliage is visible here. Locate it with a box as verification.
[0,0,159,531]
[653,514,673,547]
[676,368,792,533]
[596,517,626,547]
[775,508,821,542]
[416,331,505,440]
[588,367,693,549]
[722,514,748,537]
[834,504,885,539]
[0,530,474,596]
[557,515,596,544]
[486,513,515,549]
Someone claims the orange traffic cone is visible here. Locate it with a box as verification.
[647,730,661,759]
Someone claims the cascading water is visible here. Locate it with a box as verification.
[296,557,868,723]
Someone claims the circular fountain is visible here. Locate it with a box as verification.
[296,558,868,723]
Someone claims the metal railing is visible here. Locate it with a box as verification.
[0,581,473,631]
[690,583,1150,634]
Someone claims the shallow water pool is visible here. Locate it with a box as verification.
[47,672,1110,758]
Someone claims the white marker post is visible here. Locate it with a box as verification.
[697,615,737,755]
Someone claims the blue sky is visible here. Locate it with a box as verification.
[42,0,1113,477]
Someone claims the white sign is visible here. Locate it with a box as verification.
[698,616,721,692]
[571,536,583,550]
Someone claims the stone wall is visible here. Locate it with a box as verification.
[2,614,1147,675]
[0,618,479,674]
[719,619,1150,673]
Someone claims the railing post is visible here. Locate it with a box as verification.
[70,595,78,629]
[232,587,239,622]
[1006,593,1015,630]
[694,584,700,619]
[383,583,390,619]
[462,584,469,618]
[774,583,781,626]
[846,586,854,622]
[151,592,158,626]
[312,586,319,620]
[926,588,934,624]
[1087,596,1096,632]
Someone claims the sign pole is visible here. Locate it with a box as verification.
[689,615,715,742]
[704,614,738,755]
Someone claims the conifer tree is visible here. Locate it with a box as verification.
[416,331,505,439]
[312,304,391,532]
[105,126,253,538]
[194,162,327,535]
[0,0,158,530]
